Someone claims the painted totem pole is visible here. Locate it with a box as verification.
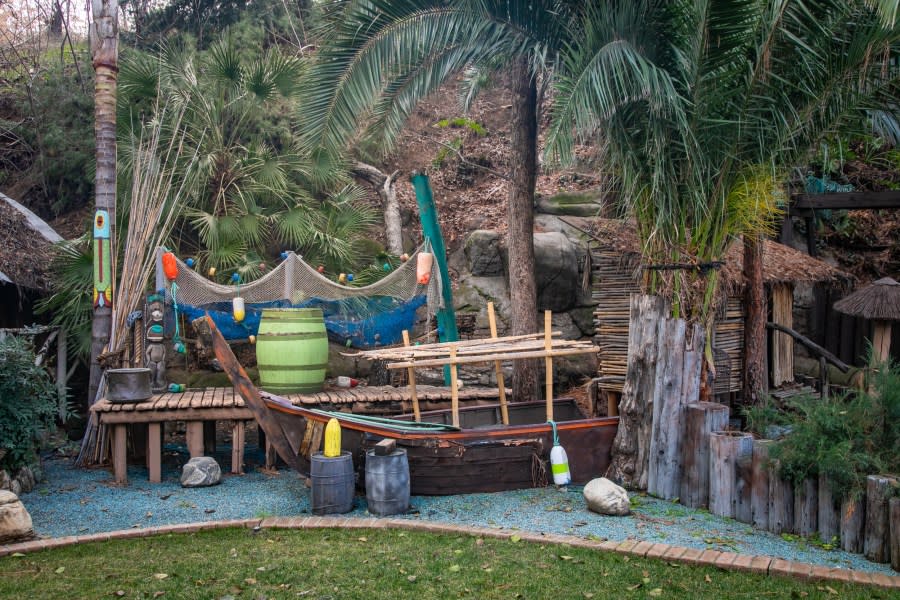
[93,209,113,308]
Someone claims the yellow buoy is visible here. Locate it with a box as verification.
[323,418,341,457]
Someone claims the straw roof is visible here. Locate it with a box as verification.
[833,277,900,321]
[0,193,62,292]
[563,216,852,290]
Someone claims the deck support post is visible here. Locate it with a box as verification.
[186,421,204,458]
[113,424,127,484]
[231,420,245,474]
[147,423,162,483]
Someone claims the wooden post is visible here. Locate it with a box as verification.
[872,321,892,364]
[709,431,752,519]
[56,328,67,421]
[794,477,818,537]
[768,463,794,534]
[865,474,898,563]
[113,424,127,484]
[544,310,553,422]
[889,497,900,572]
[487,303,509,425]
[186,421,204,458]
[449,346,459,428]
[147,422,161,483]
[607,391,619,418]
[402,330,421,422]
[817,473,840,544]
[734,437,753,524]
[751,439,772,529]
[231,420,245,475]
[680,403,729,508]
[840,496,865,553]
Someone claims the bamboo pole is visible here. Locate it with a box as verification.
[449,346,459,427]
[488,302,509,425]
[544,310,553,422]
[402,330,420,422]
[384,346,598,369]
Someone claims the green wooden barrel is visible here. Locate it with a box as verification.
[256,308,329,394]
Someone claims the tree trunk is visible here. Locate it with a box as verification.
[507,55,538,402]
[87,0,118,408]
[351,162,403,255]
[742,234,767,405]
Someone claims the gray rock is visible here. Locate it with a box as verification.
[583,477,630,516]
[0,490,33,543]
[0,470,9,491]
[15,467,34,494]
[551,312,582,341]
[555,351,598,387]
[180,457,222,488]
[454,275,512,335]
[534,232,579,312]
[9,479,20,497]
[569,306,598,337]
[464,230,504,277]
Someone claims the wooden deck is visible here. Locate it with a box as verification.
[91,384,509,484]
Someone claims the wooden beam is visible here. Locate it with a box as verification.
[544,310,553,422]
[790,191,900,213]
[402,329,420,422]
[385,346,598,369]
[765,322,850,373]
[487,302,509,425]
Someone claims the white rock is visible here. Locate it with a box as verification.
[583,477,630,516]
[180,457,222,488]
[0,490,34,543]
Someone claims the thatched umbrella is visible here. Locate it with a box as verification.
[833,277,900,362]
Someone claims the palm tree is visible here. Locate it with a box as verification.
[300,0,586,401]
[118,39,380,278]
[546,0,900,403]
[88,0,119,407]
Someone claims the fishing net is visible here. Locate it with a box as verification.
[158,245,442,348]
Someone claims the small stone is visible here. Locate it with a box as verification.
[180,457,222,488]
[0,490,34,543]
[583,477,630,516]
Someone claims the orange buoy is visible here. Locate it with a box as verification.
[162,252,178,281]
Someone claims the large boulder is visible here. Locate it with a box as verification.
[181,457,222,488]
[533,232,579,312]
[464,230,504,277]
[0,490,33,543]
[583,477,630,516]
[453,275,512,335]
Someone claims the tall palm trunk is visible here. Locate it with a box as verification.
[88,0,118,407]
[742,234,767,405]
[508,56,539,402]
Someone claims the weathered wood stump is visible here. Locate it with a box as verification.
[750,439,772,529]
[768,462,794,534]
[794,477,818,537]
[709,431,752,519]
[817,473,840,545]
[889,497,900,572]
[864,474,898,563]
[840,496,865,553]
[648,319,703,500]
[680,403,730,509]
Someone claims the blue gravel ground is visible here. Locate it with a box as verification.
[19,445,897,578]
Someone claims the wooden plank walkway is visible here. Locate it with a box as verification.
[91,385,508,485]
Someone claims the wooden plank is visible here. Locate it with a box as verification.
[680,403,729,509]
[544,310,553,423]
[791,191,900,212]
[768,465,794,534]
[97,407,253,424]
[385,346,598,370]
[794,477,818,537]
[818,473,840,544]
[709,431,752,519]
[751,439,772,529]
[449,346,459,428]
[841,496,865,553]
[889,497,900,571]
[231,420,245,474]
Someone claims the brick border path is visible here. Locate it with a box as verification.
[1,517,898,590]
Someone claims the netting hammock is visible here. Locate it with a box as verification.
[157,244,442,348]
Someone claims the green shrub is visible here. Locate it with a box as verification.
[769,358,900,500]
[0,336,57,471]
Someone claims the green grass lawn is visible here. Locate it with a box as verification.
[0,528,895,599]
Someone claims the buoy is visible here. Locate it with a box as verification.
[259,262,266,270]
[185,258,195,268]
[338,273,347,283]
[208,267,217,277]
[346,273,354,282]
[162,251,178,281]
[400,253,409,262]
[248,334,256,345]
[336,376,358,388]
[174,341,186,354]
[345,339,352,348]
[317,265,325,273]
[416,252,433,284]
[548,421,571,485]
[232,296,246,322]
[168,383,185,393]
[323,418,341,457]
[280,251,289,260]
[383,263,391,271]
[231,272,241,283]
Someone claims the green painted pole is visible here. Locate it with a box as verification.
[411,171,458,384]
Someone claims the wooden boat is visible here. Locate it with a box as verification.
[207,316,619,495]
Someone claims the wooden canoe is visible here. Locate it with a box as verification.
[207,316,619,495]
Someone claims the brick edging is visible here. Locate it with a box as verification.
[1,517,897,589]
